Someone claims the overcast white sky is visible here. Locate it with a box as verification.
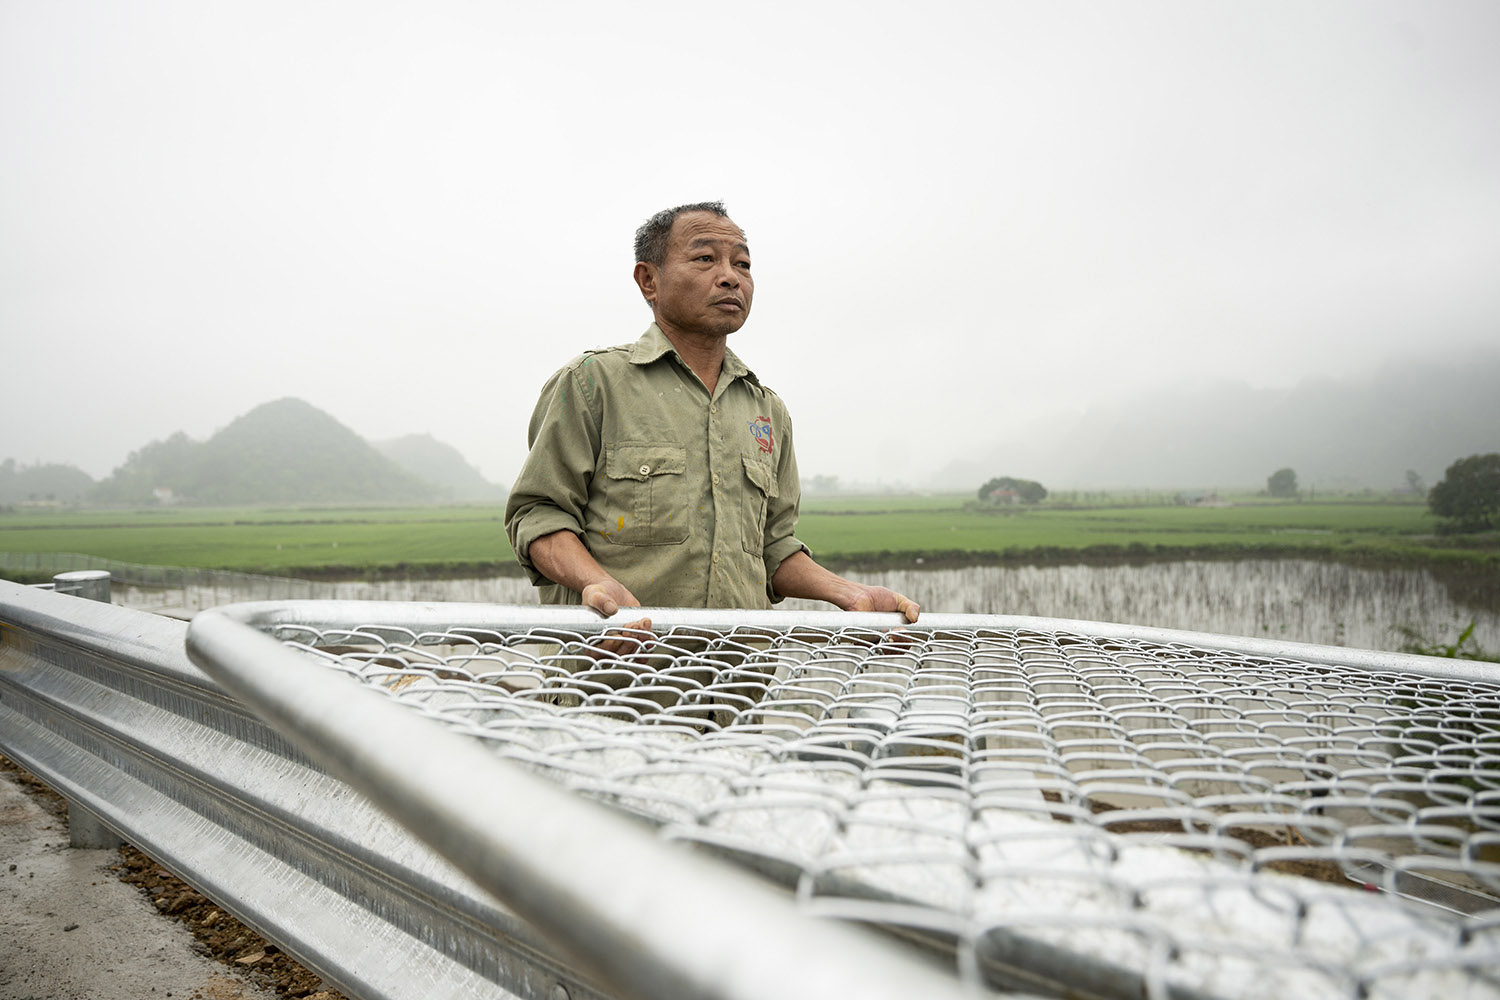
[3,1,1497,489]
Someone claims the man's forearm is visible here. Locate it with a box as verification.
[528,529,615,594]
[770,550,862,606]
[771,550,921,622]
[528,530,642,616]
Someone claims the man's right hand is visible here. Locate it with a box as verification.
[580,578,640,618]
[528,529,655,658]
[580,580,654,657]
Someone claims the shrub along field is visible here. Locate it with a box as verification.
[2,494,1494,579]
[798,498,1469,563]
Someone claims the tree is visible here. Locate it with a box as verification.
[1428,453,1500,532]
[979,476,1047,504]
[1267,467,1298,498]
[1405,469,1424,495]
[89,432,201,504]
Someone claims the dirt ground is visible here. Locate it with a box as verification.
[0,755,347,1000]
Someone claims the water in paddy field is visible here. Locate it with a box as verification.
[781,559,1500,654]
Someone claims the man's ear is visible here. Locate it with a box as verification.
[632,261,657,305]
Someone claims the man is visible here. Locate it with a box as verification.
[504,201,919,623]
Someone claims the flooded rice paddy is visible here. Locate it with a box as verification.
[787,559,1500,654]
[214,558,1499,657]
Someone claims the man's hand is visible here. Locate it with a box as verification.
[836,584,921,624]
[581,580,654,657]
[589,617,655,659]
[528,530,657,658]
[580,578,640,618]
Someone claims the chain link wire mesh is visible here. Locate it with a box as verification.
[256,612,1500,999]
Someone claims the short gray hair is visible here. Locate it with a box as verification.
[634,201,731,266]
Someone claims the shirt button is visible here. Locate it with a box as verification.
[710,405,717,414]
[639,464,651,476]
[712,553,720,563]
[712,473,720,486]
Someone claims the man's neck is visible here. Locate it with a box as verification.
[657,323,727,396]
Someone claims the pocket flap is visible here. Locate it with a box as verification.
[607,443,687,481]
[742,456,778,497]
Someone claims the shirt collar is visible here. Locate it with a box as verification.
[630,323,760,386]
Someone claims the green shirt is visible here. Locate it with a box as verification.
[505,324,808,609]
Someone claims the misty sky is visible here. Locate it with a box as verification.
[3,1,1498,490]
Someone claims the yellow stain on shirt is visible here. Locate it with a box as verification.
[617,515,625,532]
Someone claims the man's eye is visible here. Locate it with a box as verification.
[736,261,751,269]
[696,255,714,262]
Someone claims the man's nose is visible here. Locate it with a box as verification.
[714,262,738,286]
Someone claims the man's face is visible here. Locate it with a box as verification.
[637,212,754,338]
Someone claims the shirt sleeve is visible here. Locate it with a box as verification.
[504,362,602,586]
[762,396,810,603]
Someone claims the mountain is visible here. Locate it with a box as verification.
[375,434,506,502]
[0,459,95,505]
[932,352,1500,491]
[91,398,443,505]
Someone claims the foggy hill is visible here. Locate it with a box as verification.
[933,352,1500,491]
[91,398,443,505]
[0,459,95,505]
[375,434,506,502]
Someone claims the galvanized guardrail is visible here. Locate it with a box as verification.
[5,576,1500,999]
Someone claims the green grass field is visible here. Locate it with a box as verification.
[0,505,511,574]
[1,495,1493,578]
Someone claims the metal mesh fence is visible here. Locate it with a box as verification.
[258,613,1500,1000]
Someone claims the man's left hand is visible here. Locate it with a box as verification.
[836,584,920,623]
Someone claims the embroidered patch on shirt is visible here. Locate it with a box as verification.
[748,416,774,455]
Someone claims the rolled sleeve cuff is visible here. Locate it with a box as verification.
[510,508,587,587]
[763,536,811,605]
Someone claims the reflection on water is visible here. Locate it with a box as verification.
[121,559,1498,656]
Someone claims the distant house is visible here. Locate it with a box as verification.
[152,486,181,505]
[1174,491,1228,507]
[986,489,1021,505]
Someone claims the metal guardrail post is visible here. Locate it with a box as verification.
[66,800,124,849]
[51,569,110,603]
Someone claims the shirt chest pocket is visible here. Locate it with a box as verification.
[741,455,778,556]
[600,443,690,547]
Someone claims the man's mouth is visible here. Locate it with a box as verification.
[712,299,743,310]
